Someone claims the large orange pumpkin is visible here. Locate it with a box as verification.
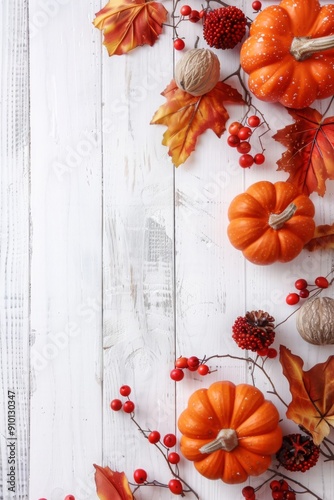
[227,181,315,265]
[178,381,282,484]
[240,0,334,109]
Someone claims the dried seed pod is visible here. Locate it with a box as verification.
[296,296,334,345]
[175,48,220,96]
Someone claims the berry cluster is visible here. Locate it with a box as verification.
[286,275,330,306]
[170,355,210,381]
[276,434,320,473]
[133,431,183,495]
[110,385,135,413]
[227,117,265,168]
[173,4,206,50]
[203,6,247,50]
[110,385,197,497]
[232,310,276,354]
[269,480,296,500]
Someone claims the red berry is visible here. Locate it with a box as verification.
[280,480,289,491]
[133,468,147,484]
[238,126,252,140]
[239,154,254,168]
[187,356,200,369]
[285,492,296,500]
[123,400,135,413]
[180,4,191,15]
[315,276,329,288]
[227,134,240,147]
[110,399,122,411]
[168,452,180,464]
[199,9,206,19]
[270,480,281,491]
[148,430,161,444]
[272,492,284,500]
[163,433,177,448]
[257,347,269,357]
[253,153,265,165]
[170,368,184,381]
[286,293,300,305]
[119,385,131,397]
[237,141,251,154]
[174,38,185,51]
[175,357,188,368]
[168,479,183,495]
[242,486,255,498]
[228,121,242,135]
[247,115,261,127]
[299,288,310,299]
[189,9,200,22]
[64,496,75,500]
[252,1,262,11]
[295,278,308,290]
[267,347,278,359]
[197,364,210,375]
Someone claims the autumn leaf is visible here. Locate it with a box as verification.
[151,80,244,167]
[280,345,334,445]
[273,107,334,196]
[304,222,334,251]
[94,464,134,500]
[93,0,168,56]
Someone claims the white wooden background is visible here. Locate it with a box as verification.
[1,0,334,499]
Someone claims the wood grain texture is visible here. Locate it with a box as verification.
[0,1,30,498]
[29,1,103,498]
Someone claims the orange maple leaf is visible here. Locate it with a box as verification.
[151,80,244,166]
[93,0,168,56]
[273,107,334,196]
[304,222,334,251]
[280,345,334,446]
[94,464,134,500]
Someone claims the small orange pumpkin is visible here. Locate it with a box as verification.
[178,381,282,484]
[227,181,315,265]
[240,0,334,109]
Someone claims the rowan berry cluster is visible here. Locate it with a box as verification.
[110,384,197,497]
[170,355,210,381]
[227,116,266,167]
[172,1,261,51]
[286,275,331,306]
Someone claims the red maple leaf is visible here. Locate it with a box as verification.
[273,106,334,196]
[94,464,134,500]
[93,0,168,56]
[151,80,244,166]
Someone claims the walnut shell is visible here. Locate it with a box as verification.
[175,48,220,96]
[296,296,334,345]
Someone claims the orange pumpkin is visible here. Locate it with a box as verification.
[178,381,282,484]
[240,0,334,108]
[227,181,315,265]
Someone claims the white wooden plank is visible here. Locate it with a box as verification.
[29,1,103,498]
[0,1,30,498]
[102,30,176,498]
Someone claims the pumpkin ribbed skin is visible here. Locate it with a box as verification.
[227,181,315,265]
[240,0,334,108]
[178,381,282,484]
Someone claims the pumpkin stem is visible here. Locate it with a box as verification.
[290,35,334,61]
[268,203,297,230]
[199,429,238,454]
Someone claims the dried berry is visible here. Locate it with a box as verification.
[276,433,320,472]
[232,310,275,351]
[203,6,247,50]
